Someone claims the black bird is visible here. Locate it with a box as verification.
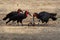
[3,11,31,25]
[33,11,57,24]
[3,11,18,20]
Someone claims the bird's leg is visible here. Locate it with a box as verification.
[44,20,48,25]
[38,19,40,25]
[17,20,19,26]
[42,20,44,24]
[19,20,23,26]
[45,19,49,25]
[32,16,35,26]
[20,21,23,26]
[6,19,11,24]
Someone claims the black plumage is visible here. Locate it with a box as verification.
[33,11,57,23]
[3,11,31,25]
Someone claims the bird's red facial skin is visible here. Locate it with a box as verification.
[26,11,28,16]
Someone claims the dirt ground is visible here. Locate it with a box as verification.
[0,18,59,40]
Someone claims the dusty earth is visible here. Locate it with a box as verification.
[0,18,59,40]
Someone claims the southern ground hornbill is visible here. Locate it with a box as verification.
[33,11,57,25]
[3,11,32,25]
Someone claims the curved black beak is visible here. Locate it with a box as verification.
[28,13,32,16]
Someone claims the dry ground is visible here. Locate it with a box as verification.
[0,14,60,40]
[0,18,59,40]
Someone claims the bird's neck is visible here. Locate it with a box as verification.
[26,13,28,16]
[36,14,39,18]
[25,12,28,17]
[23,13,27,18]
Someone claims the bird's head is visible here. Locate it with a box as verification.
[25,11,32,16]
[33,13,38,17]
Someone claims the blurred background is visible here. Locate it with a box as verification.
[0,0,60,14]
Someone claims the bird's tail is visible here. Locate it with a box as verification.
[51,17,57,21]
[3,16,8,20]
